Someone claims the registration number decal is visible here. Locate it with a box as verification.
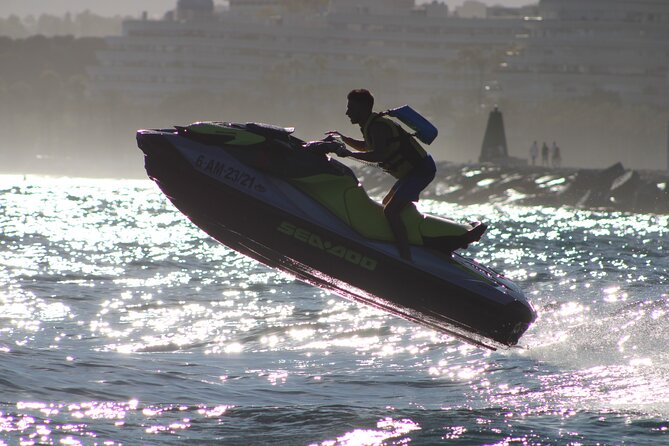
[195,155,266,193]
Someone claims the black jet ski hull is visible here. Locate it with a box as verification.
[138,131,535,349]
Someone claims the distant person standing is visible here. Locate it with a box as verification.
[541,142,549,167]
[530,141,539,166]
[551,142,562,168]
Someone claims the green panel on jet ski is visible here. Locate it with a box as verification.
[420,216,469,237]
[291,174,422,244]
[292,173,472,244]
[188,123,266,146]
[290,174,356,226]
[343,187,423,244]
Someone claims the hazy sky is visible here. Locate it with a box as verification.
[1,0,535,18]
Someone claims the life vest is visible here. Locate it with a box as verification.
[362,113,428,178]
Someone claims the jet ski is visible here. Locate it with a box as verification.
[136,121,536,349]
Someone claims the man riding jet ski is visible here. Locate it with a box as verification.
[327,89,485,261]
[137,120,537,349]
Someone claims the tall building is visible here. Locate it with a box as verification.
[87,0,527,108]
[87,0,669,109]
[539,0,669,22]
[499,0,669,107]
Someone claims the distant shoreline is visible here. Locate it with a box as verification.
[358,161,669,214]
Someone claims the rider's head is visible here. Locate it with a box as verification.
[346,89,374,125]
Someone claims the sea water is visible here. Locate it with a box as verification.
[1,175,668,445]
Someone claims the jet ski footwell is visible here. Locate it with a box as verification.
[138,125,536,349]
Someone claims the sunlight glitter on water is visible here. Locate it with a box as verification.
[2,176,669,444]
[317,417,421,446]
[3,401,428,446]
[1,400,238,445]
[417,199,669,418]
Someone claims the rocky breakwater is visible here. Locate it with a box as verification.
[356,162,669,214]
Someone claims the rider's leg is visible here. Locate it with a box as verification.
[384,194,412,261]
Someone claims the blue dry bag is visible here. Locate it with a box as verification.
[384,105,438,145]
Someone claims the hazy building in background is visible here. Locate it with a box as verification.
[3,0,667,173]
[0,11,126,38]
[87,0,529,109]
[456,1,487,19]
[87,0,669,111]
[500,0,669,107]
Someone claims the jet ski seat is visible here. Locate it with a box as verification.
[290,174,473,247]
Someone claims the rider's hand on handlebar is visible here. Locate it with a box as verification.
[335,146,352,157]
[323,131,350,156]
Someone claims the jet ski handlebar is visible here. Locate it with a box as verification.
[303,135,349,157]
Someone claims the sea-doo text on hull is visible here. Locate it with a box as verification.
[137,121,536,349]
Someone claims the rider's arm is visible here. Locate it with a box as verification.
[340,135,368,151]
[349,149,385,162]
[349,122,395,162]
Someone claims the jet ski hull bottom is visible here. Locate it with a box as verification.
[139,132,534,349]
